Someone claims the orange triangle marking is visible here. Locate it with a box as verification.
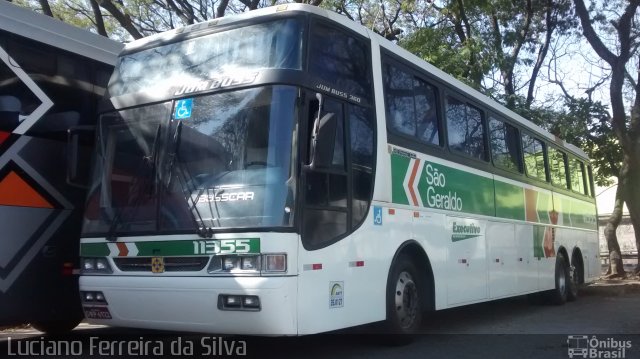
[0,171,53,208]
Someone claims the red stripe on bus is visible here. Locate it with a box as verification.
[407,159,421,206]
[117,242,129,257]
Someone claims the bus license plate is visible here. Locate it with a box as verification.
[84,306,112,320]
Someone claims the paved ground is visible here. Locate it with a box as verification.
[1,280,639,359]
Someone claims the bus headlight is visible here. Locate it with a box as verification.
[207,254,286,274]
[96,258,110,270]
[81,257,113,274]
[83,258,96,271]
[208,255,260,273]
[241,256,259,270]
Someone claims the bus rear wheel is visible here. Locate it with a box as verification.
[386,255,423,335]
[567,253,583,302]
[548,252,570,305]
[567,263,579,302]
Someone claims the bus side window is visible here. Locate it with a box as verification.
[382,61,440,147]
[384,63,415,137]
[309,21,371,101]
[548,147,568,189]
[522,134,547,181]
[414,78,439,146]
[569,158,587,195]
[489,116,521,172]
[445,96,486,160]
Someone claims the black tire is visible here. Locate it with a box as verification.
[385,255,423,335]
[31,317,81,335]
[567,259,580,302]
[548,252,570,305]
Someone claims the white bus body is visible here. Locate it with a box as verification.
[79,4,598,335]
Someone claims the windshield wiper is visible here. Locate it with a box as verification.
[163,121,212,238]
[106,124,161,241]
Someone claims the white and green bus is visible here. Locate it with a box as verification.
[78,4,598,335]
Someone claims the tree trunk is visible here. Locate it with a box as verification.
[627,57,640,274]
[625,162,640,274]
[38,0,53,17]
[605,175,626,277]
[632,208,640,275]
[89,0,108,37]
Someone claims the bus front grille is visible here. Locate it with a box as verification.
[113,257,210,272]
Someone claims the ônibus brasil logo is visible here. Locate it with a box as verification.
[567,335,632,358]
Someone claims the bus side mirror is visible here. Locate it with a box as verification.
[67,126,95,188]
[307,93,337,170]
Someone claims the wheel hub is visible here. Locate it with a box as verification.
[394,271,419,329]
[558,265,566,293]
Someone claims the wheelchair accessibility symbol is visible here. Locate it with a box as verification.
[174,98,193,119]
[373,206,382,226]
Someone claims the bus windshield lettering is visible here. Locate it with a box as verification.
[108,18,302,98]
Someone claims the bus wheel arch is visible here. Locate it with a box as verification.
[385,240,435,334]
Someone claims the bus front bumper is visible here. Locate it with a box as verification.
[79,275,298,335]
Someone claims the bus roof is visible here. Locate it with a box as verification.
[120,3,588,160]
[0,2,122,65]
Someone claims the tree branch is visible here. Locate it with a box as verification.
[89,0,108,36]
[527,0,553,107]
[573,0,617,65]
[98,0,143,39]
[216,0,229,18]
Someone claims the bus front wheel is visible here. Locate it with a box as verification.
[385,255,423,335]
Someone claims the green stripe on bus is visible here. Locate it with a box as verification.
[389,152,597,230]
[80,243,109,257]
[391,154,410,205]
[494,181,525,221]
[418,161,495,216]
[135,240,197,256]
[80,238,262,257]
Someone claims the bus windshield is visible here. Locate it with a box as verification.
[108,18,303,98]
[82,85,298,236]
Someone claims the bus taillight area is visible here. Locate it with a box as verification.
[78,270,299,335]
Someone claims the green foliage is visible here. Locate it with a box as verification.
[509,95,620,186]
[400,27,489,90]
